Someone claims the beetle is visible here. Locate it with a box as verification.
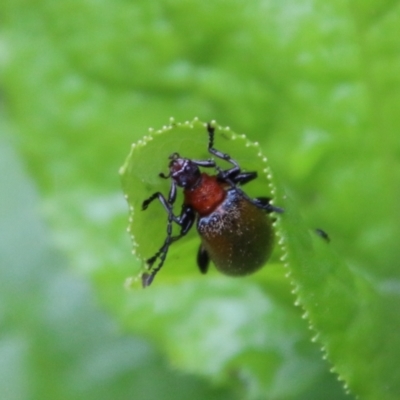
[141,123,283,287]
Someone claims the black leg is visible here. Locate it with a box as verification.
[207,125,259,188]
[142,203,195,287]
[192,159,217,168]
[142,180,177,210]
[230,171,258,185]
[253,196,284,214]
[207,123,284,214]
[207,123,241,178]
[197,245,210,274]
[142,192,168,211]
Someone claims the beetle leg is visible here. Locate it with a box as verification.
[207,123,242,178]
[197,245,210,274]
[206,123,284,214]
[230,171,258,185]
[142,180,177,211]
[253,196,284,214]
[206,124,262,188]
[142,192,169,211]
[192,159,217,168]
[142,204,195,287]
[207,123,260,185]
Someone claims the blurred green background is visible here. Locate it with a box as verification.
[1,1,400,399]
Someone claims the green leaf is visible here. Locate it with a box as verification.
[2,0,400,399]
[118,119,350,399]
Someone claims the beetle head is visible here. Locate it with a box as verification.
[168,153,201,189]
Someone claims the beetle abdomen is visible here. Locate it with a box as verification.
[197,189,274,276]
